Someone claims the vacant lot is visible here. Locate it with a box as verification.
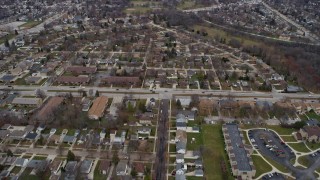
[19,21,41,29]
[202,125,233,179]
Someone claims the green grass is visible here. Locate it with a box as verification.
[177,0,208,10]
[266,125,295,135]
[187,132,203,150]
[32,156,47,160]
[305,111,320,120]
[287,143,311,153]
[280,135,297,142]
[19,21,42,29]
[242,131,250,145]
[252,155,272,177]
[11,166,21,174]
[297,155,310,167]
[193,25,260,47]
[305,142,320,150]
[202,125,233,179]
[0,34,15,44]
[263,156,290,173]
[169,144,176,152]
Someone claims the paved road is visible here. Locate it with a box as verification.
[154,99,169,180]
[1,85,320,103]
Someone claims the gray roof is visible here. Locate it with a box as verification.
[80,159,93,174]
[176,122,186,128]
[63,135,76,143]
[0,130,9,139]
[195,169,204,176]
[25,132,38,140]
[195,159,203,166]
[116,160,127,172]
[176,154,184,160]
[176,163,184,170]
[14,158,27,167]
[175,174,186,180]
[27,160,47,170]
[65,161,77,173]
[224,124,252,171]
[176,141,186,151]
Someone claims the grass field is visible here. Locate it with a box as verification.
[177,0,205,10]
[280,135,297,142]
[252,155,272,177]
[287,143,311,153]
[193,25,260,47]
[19,21,42,29]
[202,125,233,179]
[305,142,320,151]
[298,155,310,167]
[124,7,151,14]
[263,156,290,173]
[266,125,295,135]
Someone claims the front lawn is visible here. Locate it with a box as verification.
[287,143,311,153]
[252,155,272,177]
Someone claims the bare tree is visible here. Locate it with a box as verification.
[36,89,47,100]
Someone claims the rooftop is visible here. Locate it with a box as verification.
[224,123,252,172]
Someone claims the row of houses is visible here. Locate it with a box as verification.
[222,124,256,179]
[175,110,203,180]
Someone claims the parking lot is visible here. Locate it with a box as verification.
[249,129,320,180]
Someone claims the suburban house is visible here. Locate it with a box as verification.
[175,96,191,107]
[80,159,94,174]
[102,76,141,87]
[88,96,108,120]
[116,160,128,176]
[176,141,187,154]
[132,162,145,177]
[176,154,184,164]
[11,97,43,107]
[65,66,97,74]
[222,124,256,179]
[56,76,90,85]
[299,125,320,143]
[99,160,111,175]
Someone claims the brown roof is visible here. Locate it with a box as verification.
[56,76,90,84]
[132,162,144,173]
[296,132,302,140]
[36,97,64,120]
[102,76,140,84]
[66,66,97,74]
[88,96,108,119]
[99,160,111,171]
[303,126,320,137]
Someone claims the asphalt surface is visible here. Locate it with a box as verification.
[250,129,320,180]
[154,99,169,180]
